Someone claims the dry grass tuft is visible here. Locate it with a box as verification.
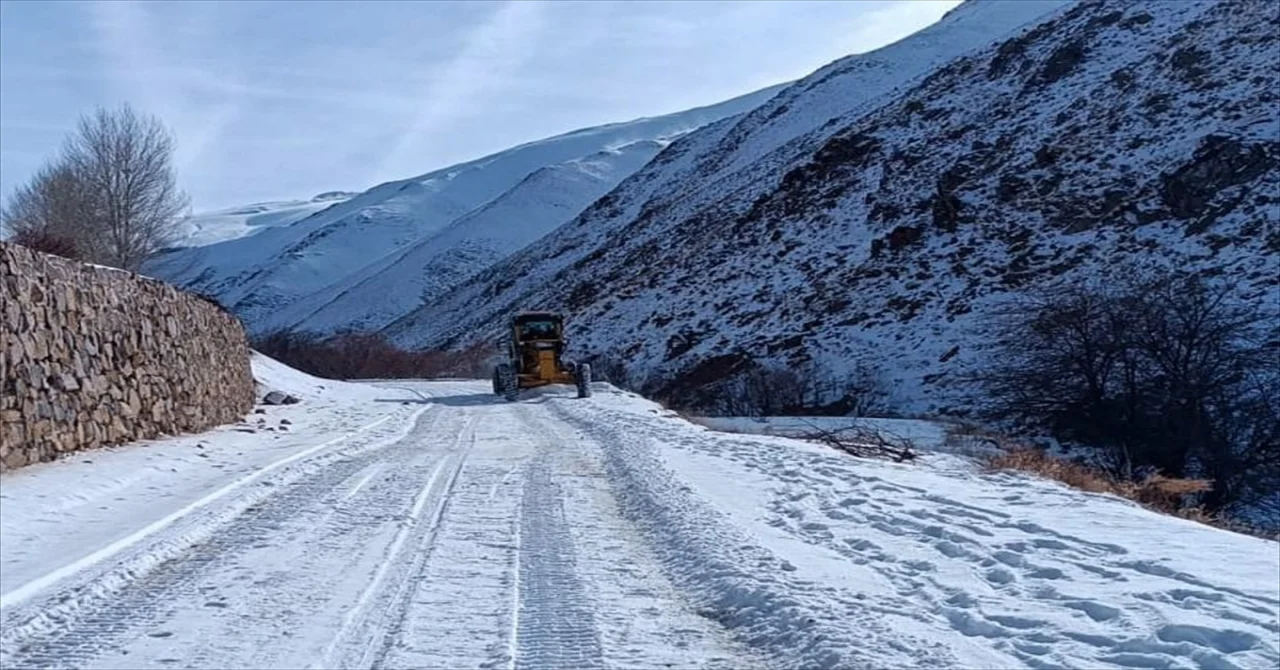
[988,448,1120,495]
[986,448,1212,517]
[984,442,1275,540]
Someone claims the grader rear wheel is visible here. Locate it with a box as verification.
[497,363,519,402]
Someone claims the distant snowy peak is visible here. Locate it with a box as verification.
[175,194,356,248]
[254,138,669,337]
[310,191,359,202]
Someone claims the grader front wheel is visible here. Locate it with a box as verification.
[575,363,592,399]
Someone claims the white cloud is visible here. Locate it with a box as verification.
[2,0,965,210]
[371,0,549,183]
[86,0,240,174]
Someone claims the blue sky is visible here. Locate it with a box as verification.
[0,0,960,212]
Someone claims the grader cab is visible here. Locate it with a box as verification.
[492,312,591,401]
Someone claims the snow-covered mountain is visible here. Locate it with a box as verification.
[385,0,1279,414]
[256,141,666,336]
[173,192,358,248]
[143,86,785,333]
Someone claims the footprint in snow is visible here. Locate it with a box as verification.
[1073,561,1126,581]
[955,522,995,537]
[934,541,975,560]
[1060,600,1121,622]
[901,559,936,573]
[994,550,1026,568]
[843,538,880,552]
[986,613,1049,630]
[1156,623,1261,654]
[984,568,1017,586]
[1028,566,1067,580]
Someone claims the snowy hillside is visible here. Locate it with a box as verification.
[386,0,1279,414]
[2,376,1276,669]
[143,86,785,333]
[382,0,1074,350]
[173,192,357,248]
[256,141,665,336]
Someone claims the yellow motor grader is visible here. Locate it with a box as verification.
[492,311,591,401]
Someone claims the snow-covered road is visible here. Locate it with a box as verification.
[2,374,1277,670]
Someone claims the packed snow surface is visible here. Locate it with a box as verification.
[2,360,1276,669]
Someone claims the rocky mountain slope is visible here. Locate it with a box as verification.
[143,85,785,334]
[385,0,1279,414]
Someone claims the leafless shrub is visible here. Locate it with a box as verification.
[1,103,190,271]
[724,365,807,416]
[968,272,1280,517]
[1,161,92,253]
[695,359,892,418]
[797,419,917,462]
[988,448,1124,496]
[800,362,892,417]
[254,330,493,380]
[8,228,83,261]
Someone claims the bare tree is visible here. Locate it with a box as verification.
[968,272,1279,516]
[61,104,190,270]
[1,104,189,270]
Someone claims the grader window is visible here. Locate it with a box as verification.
[518,320,558,340]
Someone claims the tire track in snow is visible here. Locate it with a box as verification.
[351,413,479,670]
[373,402,531,670]
[550,398,960,670]
[0,405,444,669]
[342,463,385,501]
[0,407,419,613]
[511,410,605,670]
[517,401,768,670]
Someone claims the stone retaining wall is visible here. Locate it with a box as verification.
[1,242,255,470]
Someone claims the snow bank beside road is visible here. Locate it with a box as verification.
[0,354,415,607]
[561,389,1280,670]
